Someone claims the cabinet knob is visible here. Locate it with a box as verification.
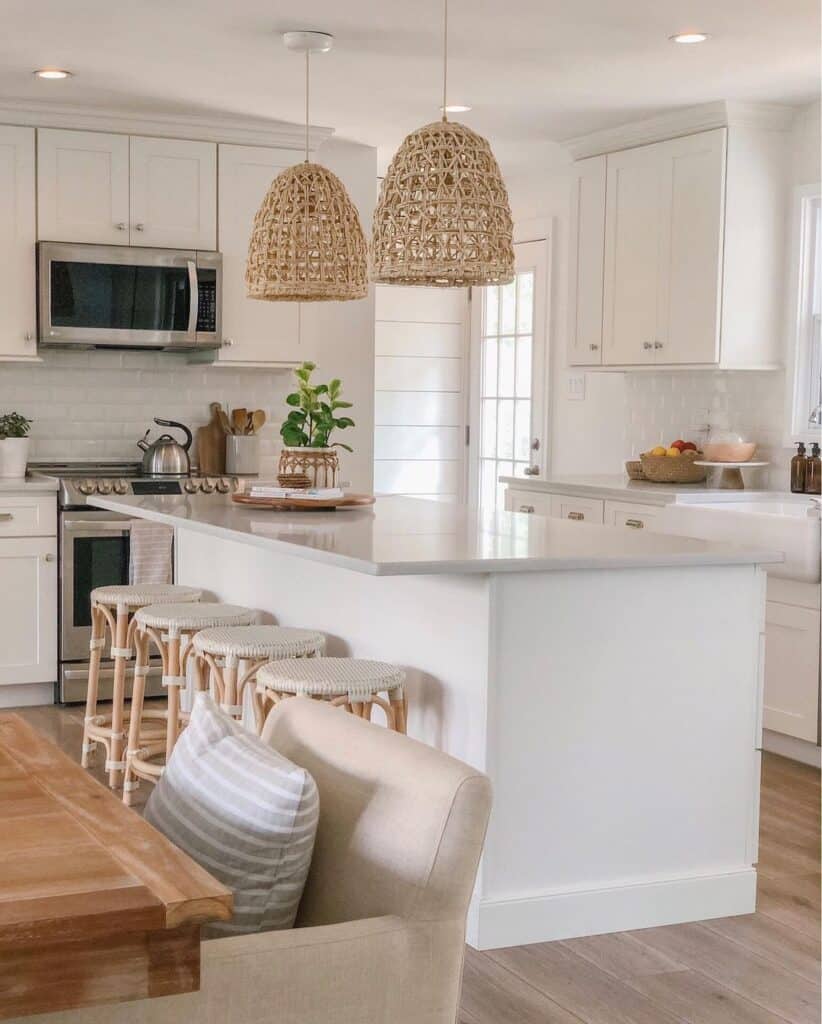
[222,338,234,348]
[643,341,653,351]
[24,332,34,342]
[519,505,535,514]
[589,344,599,351]
[115,222,126,231]
[654,341,663,350]
[43,553,55,562]
[134,223,145,232]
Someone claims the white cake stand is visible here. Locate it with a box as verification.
[693,460,769,490]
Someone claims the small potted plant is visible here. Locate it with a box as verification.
[0,412,32,479]
[278,363,354,488]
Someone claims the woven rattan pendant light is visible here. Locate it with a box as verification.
[246,31,368,302]
[371,0,514,287]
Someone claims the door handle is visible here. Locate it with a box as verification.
[523,465,540,476]
[187,260,199,339]
[63,519,132,531]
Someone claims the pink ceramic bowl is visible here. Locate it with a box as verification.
[701,442,757,462]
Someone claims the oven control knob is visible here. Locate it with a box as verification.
[113,479,129,494]
[78,480,96,495]
[183,479,200,494]
[97,480,113,495]
[201,478,216,494]
[215,478,230,494]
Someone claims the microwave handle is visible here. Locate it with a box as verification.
[187,259,199,339]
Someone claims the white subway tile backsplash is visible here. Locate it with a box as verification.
[0,350,292,475]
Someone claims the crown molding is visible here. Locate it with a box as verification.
[0,98,334,151]
[563,100,796,161]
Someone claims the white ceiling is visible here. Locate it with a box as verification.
[2,0,819,180]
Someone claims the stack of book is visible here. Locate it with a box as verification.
[246,483,344,501]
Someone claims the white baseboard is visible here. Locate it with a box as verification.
[762,729,822,768]
[468,868,757,950]
[0,683,54,709]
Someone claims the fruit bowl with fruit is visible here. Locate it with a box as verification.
[637,440,708,484]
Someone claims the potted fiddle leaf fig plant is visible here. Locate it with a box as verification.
[0,411,32,479]
[278,363,355,488]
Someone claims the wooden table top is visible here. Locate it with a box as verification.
[0,713,232,1019]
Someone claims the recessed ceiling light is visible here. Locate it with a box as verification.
[33,68,72,79]
[669,32,709,44]
[441,104,472,114]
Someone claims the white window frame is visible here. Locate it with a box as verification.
[785,183,822,443]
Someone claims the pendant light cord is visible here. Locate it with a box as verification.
[305,50,310,162]
[441,0,448,120]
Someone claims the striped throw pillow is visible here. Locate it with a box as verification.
[144,692,319,935]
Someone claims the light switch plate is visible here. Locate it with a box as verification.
[567,374,586,401]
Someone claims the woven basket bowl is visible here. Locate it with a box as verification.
[639,453,708,484]
[625,460,646,481]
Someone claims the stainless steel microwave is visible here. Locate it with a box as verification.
[37,242,222,350]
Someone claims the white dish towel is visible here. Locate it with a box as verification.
[129,520,173,585]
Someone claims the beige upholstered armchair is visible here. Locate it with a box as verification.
[13,698,492,1024]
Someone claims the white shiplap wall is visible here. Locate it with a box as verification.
[374,286,468,502]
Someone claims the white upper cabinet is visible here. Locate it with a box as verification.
[215,144,301,366]
[0,126,37,361]
[570,121,785,370]
[602,139,667,366]
[130,136,216,250]
[38,129,130,244]
[38,129,217,249]
[568,156,606,366]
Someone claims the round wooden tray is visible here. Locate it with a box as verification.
[232,492,376,511]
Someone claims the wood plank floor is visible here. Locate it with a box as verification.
[12,703,821,1024]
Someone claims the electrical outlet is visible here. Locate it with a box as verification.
[567,374,586,401]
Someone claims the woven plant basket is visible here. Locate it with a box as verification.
[278,447,340,489]
[246,162,368,302]
[371,119,515,287]
[639,453,708,484]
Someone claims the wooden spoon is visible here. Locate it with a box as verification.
[217,408,232,435]
[232,408,247,435]
[251,410,266,435]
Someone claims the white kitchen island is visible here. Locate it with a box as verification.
[94,492,780,950]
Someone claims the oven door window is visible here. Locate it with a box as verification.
[72,535,130,628]
[50,261,191,332]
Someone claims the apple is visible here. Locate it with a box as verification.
[680,441,697,452]
[670,440,686,451]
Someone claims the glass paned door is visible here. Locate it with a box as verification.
[471,239,548,509]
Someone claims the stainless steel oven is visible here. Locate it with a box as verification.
[59,508,163,703]
[38,242,222,350]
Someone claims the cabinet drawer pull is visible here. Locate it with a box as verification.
[643,341,653,351]
[589,344,599,351]
[567,511,585,521]
[654,341,663,350]
[0,513,13,522]
[625,518,644,529]
[519,505,535,514]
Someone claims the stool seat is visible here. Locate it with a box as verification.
[258,657,405,699]
[193,625,325,660]
[91,584,202,608]
[135,603,256,631]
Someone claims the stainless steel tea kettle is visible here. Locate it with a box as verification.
[137,418,193,477]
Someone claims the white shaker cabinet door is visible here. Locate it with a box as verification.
[568,155,606,366]
[217,144,301,365]
[130,136,217,250]
[602,141,665,366]
[0,126,37,360]
[0,537,57,685]
[37,129,130,244]
[763,600,820,743]
[656,129,726,365]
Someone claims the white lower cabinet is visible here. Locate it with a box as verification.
[505,489,553,517]
[603,500,661,531]
[0,536,57,685]
[763,591,820,743]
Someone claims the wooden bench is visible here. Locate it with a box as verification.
[0,713,232,1021]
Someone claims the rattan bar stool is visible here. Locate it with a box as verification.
[256,658,408,733]
[191,625,326,732]
[81,583,202,788]
[123,602,256,804]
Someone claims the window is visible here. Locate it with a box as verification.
[788,186,822,439]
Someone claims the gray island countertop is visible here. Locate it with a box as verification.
[91,493,782,577]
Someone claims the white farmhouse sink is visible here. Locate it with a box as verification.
[660,499,821,582]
